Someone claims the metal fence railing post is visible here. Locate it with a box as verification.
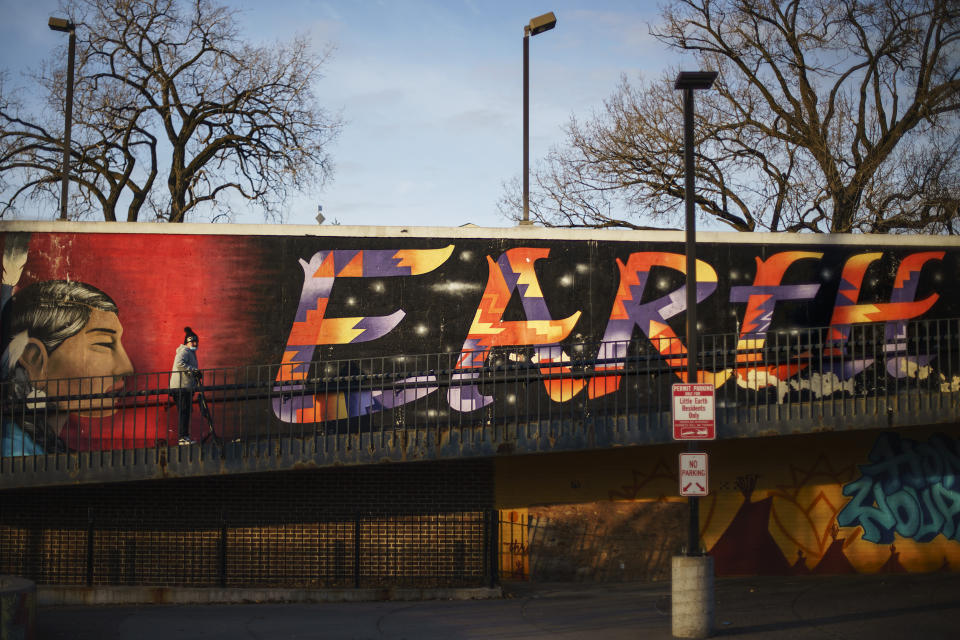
[219,514,228,588]
[353,511,361,589]
[488,509,499,588]
[86,506,94,587]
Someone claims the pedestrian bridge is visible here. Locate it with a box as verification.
[3,318,959,489]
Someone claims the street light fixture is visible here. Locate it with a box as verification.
[48,16,76,222]
[674,71,719,91]
[521,11,556,226]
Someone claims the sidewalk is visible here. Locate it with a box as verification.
[38,572,958,639]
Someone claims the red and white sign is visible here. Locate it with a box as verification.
[679,452,709,497]
[672,383,716,440]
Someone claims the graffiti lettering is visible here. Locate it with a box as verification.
[275,247,945,424]
[827,252,941,380]
[729,251,822,385]
[883,252,944,378]
[838,432,960,543]
[539,252,720,403]
[273,246,453,422]
[590,252,720,392]
[449,248,580,412]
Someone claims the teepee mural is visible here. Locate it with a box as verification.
[709,475,792,575]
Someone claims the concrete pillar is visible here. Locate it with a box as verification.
[0,576,37,640]
[671,555,713,638]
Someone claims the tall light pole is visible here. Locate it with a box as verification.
[48,16,76,222]
[674,69,717,557]
[672,69,717,640]
[521,11,556,226]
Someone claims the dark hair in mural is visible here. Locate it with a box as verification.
[2,280,119,357]
[1,280,121,453]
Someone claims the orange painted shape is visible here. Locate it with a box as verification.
[608,258,639,320]
[893,252,944,289]
[648,320,674,340]
[741,294,773,334]
[316,316,368,345]
[753,252,823,286]
[830,298,938,326]
[587,374,623,399]
[286,299,331,345]
[506,247,552,299]
[834,253,882,306]
[393,245,455,274]
[297,393,347,423]
[465,255,580,348]
[542,366,588,402]
[339,252,363,277]
[276,352,308,382]
[839,288,860,304]
[312,253,337,278]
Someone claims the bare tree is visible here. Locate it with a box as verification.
[501,0,960,233]
[0,0,341,222]
[0,61,160,221]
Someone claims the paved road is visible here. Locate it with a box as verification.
[39,573,958,639]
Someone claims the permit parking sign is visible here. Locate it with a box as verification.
[672,383,716,440]
[679,452,709,497]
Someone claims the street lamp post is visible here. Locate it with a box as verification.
[672,69,717,640]
[48,16,76,222]
[521,11,556,226]
[674,69,717,557]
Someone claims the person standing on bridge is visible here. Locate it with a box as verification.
[170,327,201,445]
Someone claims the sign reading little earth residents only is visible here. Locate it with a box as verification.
[672,383,716,440]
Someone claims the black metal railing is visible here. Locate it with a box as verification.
[3,317,959,486]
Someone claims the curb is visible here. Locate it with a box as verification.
[39,585,502,606]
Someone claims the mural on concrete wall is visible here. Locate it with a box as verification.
[497,428,960,578]
[837,432,960,546]
[1,228,959,453]
[709,431,960,574]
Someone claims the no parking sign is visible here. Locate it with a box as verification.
[679,452,709,497]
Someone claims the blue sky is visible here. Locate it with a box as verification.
[0,0,689,228]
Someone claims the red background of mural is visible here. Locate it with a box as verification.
[14,233,275,446]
